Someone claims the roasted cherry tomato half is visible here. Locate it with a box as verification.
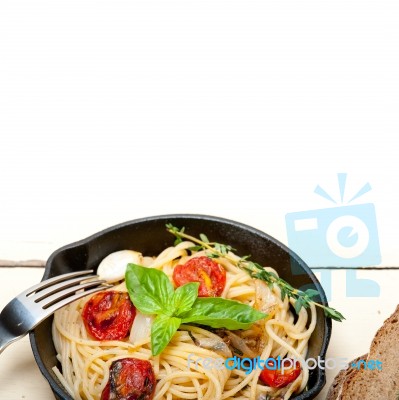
[82,291,136,341]
[100,383,110,400]
[173,256,226,297]
[259,358,301,388]
[101,358,156,400]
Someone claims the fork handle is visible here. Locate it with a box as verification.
[0,320,21,354]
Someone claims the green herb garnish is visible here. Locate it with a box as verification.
[125,264,267,356]
[166,223,345,322]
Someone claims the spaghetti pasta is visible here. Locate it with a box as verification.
[52,240,316,400]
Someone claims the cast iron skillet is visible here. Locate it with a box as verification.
[30,214,331,400]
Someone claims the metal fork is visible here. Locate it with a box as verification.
[0,270,107,354]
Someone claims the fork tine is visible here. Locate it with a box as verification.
[32,275,100,303]
[39,280,107,309]
[44,286,108,316]
[22,270,95,297]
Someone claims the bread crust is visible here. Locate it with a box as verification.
[326,354,367,400]
[327,305,399,400]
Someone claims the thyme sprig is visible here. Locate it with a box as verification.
[166,224,345,322]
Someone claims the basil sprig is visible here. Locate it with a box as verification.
[125,263,267,356]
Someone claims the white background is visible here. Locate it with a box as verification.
[1,1,398,263]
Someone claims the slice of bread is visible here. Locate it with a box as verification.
[328,305,399,400]
[326,354,367,400]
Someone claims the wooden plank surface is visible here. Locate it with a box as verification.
[0,268,54,399]
[0,267,397,400]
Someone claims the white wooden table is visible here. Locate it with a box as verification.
[0,266,397,400]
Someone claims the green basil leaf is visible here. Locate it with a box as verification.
[180,297,267,330]
[125,263,174,315]
[172,282,199,316]
[151,314,181,356]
